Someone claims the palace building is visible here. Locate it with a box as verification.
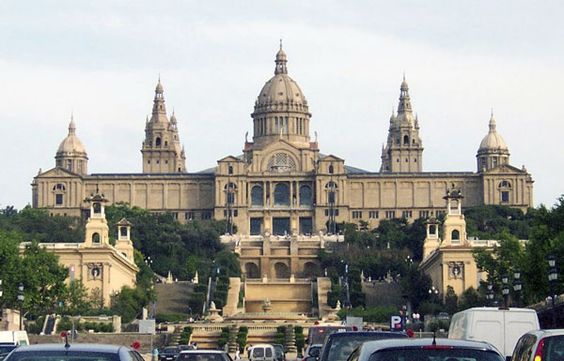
[32,45,534,245]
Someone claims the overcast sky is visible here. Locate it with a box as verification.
[1,0,563,210]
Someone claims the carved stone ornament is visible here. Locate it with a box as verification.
[448,262,464,280]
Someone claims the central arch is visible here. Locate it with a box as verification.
[245,263,260,279]
[273,262,290,279]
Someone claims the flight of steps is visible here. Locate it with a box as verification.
[155,282,195,315]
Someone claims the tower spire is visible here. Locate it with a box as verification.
[398,75,412,114]
[489,109,496,132]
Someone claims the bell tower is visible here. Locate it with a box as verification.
[115,218,134,262]
[380,77,423,172]
[442,186,468,246]
[141,78,186,173]
[83,190,110,248]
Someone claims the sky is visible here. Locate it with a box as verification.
[1,0,563,209]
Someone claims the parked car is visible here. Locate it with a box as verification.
[316,331,407,361]
[272,344,286,361]
[511,329,564,361]
[303,344,322,360]
[348,338,505,361]
[0,344,18,361]
[160,346,181,361]
[177,349,232,361]
[3,343,144,361]
[448,307,539,360]
[249,344,276,361]
[0,332,29,346]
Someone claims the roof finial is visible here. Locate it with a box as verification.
[69,112,76,134]
[489,109,497,132]
[275,41,288,75]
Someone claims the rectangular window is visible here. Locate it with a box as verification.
[250,217,263,235]
[402,210,412,219]
[201,211,212,220]
[55,194,63,205]
[171,212,178,220]
[501,191,509,202]
[419,210,430,219]
[369,211,379,219]
[325,209,339,216]
[385,210,396,219]
[352,211,362,219]
[185,212,194,220]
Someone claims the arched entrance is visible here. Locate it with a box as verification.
[245,263,260,279]
[303,262,320,278]
[273,262,290,279]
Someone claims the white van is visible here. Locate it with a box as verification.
[249,344,275,361]
[0,331,30,346]
[448,307,539,360]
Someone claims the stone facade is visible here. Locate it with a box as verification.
[419,187,502,297]
[22,192,138,306]
[32,46,534,276]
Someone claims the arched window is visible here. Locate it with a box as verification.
[92,233,101,244]
[251,185,264,206]
[499,180,512,188]
[228,165,233,175]
[120,227,127,237]
[53,184,66,191]
[329,164,334,174]
[268,153,296,173]
[274,183,290,206]
[93,202,101,214]
[451,229,460,241]
[225,183,237,204]
[299,185,313,206]
[274,262,290,279]
[403,135,409,145]
[245,263,260,279]
[303,262,320,278]
[155,137,161,146]
[326,182,337,204]
[429,225,436,234]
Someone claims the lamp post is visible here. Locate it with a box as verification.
[429,286,439,313]
[547,255,558,328]
[501,274,510,309]
[486,282,495,306]
[17,283,24,331]
[513,270,522,308]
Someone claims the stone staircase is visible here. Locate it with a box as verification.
[155,282,195,315]
[362,281,403,307]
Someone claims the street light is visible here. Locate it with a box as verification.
[486,282,495,306]
[501,274,510,309]
[17,283,24,331]
[547,255,558,328]
[429,285,439,313]
[513,270,522,307]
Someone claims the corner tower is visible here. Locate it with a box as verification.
[476,111,509,172]
[141,79,186,173]
[380,77,423,172]
[250,43,312,150]
[55,115,88,175]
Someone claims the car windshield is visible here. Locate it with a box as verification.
[162,347,178,354]
[0,345,17,354]
[177,353,225,361]
[4,350,121,361]
[368,348,504,361]
[543,335,564,361]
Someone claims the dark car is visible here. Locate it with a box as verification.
[272,344,286,361]
[3,343,144,361]
[160,346,181,361]
[0,344,17,361]
[511,329,564,361]
[177,350,232,361]
[317,331,408,361]
[348,338,504,361]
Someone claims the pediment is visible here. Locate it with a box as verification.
[36,167,81,178]
[217,155,243,163]
[319,154,344,163]
[483,163,526,174]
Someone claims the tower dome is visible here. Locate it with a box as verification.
[251,43,312,149]
[55,115,88,175]
[476,111,510,172]
[478,112,508,152]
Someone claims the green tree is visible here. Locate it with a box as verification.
[444,286,458,315]
[62,280,93,316]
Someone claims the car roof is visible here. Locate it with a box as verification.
[521,329,564,338]
[357,338,502,358]
[12,343,126,353]
[250,344,274,348]
[179,350,227,354]
[327,331,404,339]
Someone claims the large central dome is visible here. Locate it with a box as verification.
[251,45,312,149]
